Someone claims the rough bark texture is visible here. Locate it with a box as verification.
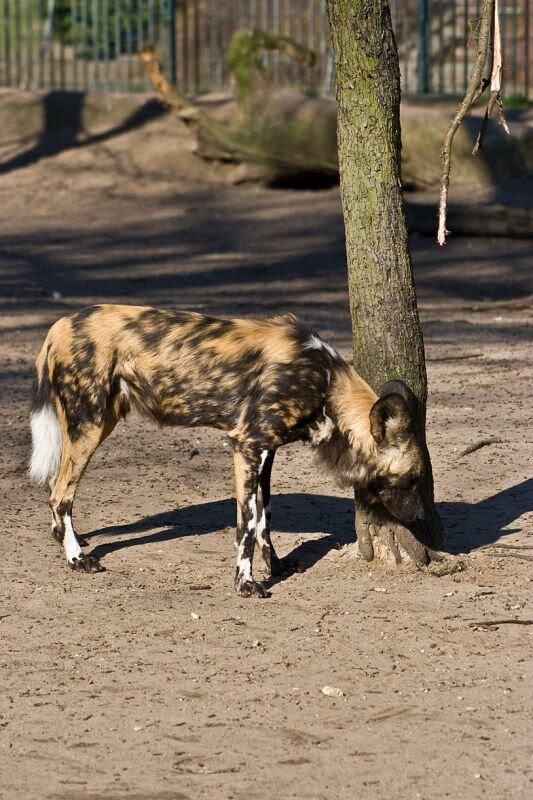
[326,0,444,565]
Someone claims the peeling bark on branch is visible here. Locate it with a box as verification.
[438,0,509,245]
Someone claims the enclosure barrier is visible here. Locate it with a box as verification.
[0,1,531,99]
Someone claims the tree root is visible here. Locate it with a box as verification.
[354,500,447,570]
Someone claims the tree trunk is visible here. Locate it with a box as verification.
[326,0,444,565]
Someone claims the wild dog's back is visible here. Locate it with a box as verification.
[34,304,337,444]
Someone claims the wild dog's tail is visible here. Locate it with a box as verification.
[29,341,62,486]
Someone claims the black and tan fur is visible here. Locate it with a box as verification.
[30,305,425,597]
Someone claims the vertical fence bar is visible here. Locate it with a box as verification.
[59,0,66,88]
[14,0,22,86]
[273,0,280,84]
[158,0,164,69]
[416,0,429,93]
[437,0,444,93]
[450,0,456,94]
[103,0,110,91]
[463,0,469,91]
[226,0,234,89]
[46,0,55,87]
[204,0,212,92]
[0,1,4,85]
[285,0,293,86]
[306,0,315,94]
[206,0,211,91]
[136,0,143,85]
[181,0,187,90]
[81,0,88,87]
[125,0,132,88]
[512,0,518,95]
[525,0,530,99]
[38,0,44,87]
[215,0,222,91]
[26,0,34,87]
[297,0,304,85]
[260,0,267,80]
[3,0,12,86]
[148,0,154,46]
[114,0,120,92]
[193,0,199,93]
[92,0,98,88]
[71,0,78,89]
[402,1,409,92]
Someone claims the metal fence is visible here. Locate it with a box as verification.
[0,1,531,98]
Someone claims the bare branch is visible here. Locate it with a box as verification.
[437,0,495,245]
[458,437,503,457]
[141,46,191,112]
[473,0,510,154]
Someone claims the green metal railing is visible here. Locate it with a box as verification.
[0,1,531,98]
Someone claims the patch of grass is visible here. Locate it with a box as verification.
[503,93,531,110]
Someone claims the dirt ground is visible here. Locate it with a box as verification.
[0,104,532,800]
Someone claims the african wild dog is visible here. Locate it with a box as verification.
[30,305,425,597]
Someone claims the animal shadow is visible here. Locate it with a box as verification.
[86,479,532,577]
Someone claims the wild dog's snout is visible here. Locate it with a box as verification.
[365,384,427,524]
[362,482,426,524]
[399,488,425,523]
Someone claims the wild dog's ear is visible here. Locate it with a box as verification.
[378,379,418,417]
[369,393,412,444]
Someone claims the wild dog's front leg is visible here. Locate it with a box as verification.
[256,449,282,578]
[232,448,267,598]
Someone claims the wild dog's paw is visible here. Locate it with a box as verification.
[235,577,268,598]
[69,555,105,573]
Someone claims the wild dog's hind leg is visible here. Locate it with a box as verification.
[50,413,117,573]
[255,450,282,578]
[232,447,267,598]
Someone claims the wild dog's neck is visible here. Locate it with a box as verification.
[314,363,380,491]
[327,362,378,451]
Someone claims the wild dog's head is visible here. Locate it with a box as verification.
[317,374,426,524]
[359,381,426,523]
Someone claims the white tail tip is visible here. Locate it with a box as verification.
[29,404,62,486]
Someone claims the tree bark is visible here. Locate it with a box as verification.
[326,0,444,565]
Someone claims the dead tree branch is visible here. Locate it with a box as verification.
[141,47,192,112]
[437,0,495,246]
[458,437,503,457]
[473,0,510,154]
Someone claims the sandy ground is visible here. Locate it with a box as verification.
[0,113,532,800]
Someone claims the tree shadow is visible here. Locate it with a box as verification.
[438,477,532,554]
[0,91,167,175]
[85,479,532,575]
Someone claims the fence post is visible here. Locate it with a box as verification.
[416,0,429,94]
[166,0,177,84]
